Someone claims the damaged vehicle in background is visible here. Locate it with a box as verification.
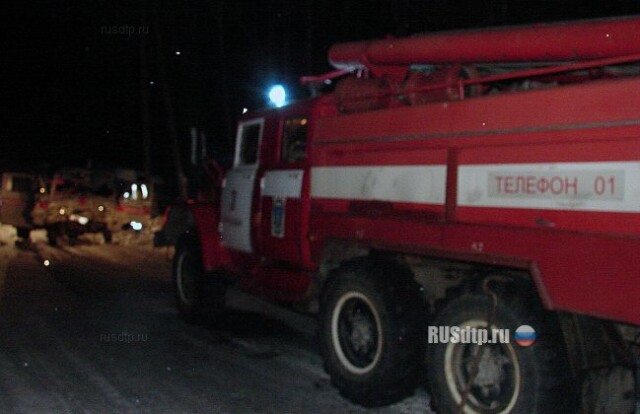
[113,168,155,234]
[31,168,154,246]
[0,171,43,239]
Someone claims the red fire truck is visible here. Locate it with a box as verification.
[166,16,640,413]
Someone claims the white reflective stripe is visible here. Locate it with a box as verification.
[262,169,304,199]
[311,165,447,204]
[458,161,640,212]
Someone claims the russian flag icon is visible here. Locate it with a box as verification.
[514,325,536,347]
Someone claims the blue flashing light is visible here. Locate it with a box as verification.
[268,84,286,108]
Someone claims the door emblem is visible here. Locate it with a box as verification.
[229,190,237,211]
[271,196,286,238]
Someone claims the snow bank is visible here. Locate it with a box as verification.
[111,217,160,247]
[0,224,17,246]
[29,229,48,244]
[0,230,17,300]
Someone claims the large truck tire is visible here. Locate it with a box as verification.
[173,234,226,324]
[319,257,427,407]
[581,365,635,414]
[427,285,574,414]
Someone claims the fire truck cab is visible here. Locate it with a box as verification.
[171,16,640,413]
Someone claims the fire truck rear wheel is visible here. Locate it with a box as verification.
[319,258,427,406]
[173,237,226,324]
[427,287,574,414]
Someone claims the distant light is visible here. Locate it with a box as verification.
[149,81,155,85]
[268,85,286,108]
[39,187,46,194]
[141,184,149,199]
[130,221,143,231]
[59,207,66,215]
[131,184,138,200]
[123,192,130,199]
[43,259,50,267]
[106,130,110,134]
[98,205,105,212]
[175,51,181,55]
[242,107,248,114]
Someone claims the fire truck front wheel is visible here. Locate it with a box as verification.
[427,287,574,414]
[319,258,427,406]
[173,236,226,324]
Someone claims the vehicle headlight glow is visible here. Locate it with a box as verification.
[69,214,89,225]
[131,184,138,200]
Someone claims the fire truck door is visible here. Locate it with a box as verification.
[220,119,264,253]
[259,117,309,265]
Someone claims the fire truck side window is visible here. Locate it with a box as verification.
[238,122,262,165]
[281,118,308,163]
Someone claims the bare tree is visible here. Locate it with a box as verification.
[152,6,187,200]
[216,0,233,146]
[139,0,152,181]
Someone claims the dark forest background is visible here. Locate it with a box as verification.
[3,1,640,184]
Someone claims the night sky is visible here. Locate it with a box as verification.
[3,1,640,181]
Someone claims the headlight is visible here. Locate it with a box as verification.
[69,214,89,225]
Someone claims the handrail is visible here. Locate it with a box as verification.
[335,53,640,105]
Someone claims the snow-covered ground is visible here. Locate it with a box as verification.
[0,221,156,294]
[0,224,18,246]
[0,224,19,301]
[0,227,434,413]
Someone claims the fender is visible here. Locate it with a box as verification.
[188,202,231,272]
[170,202,231,272]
